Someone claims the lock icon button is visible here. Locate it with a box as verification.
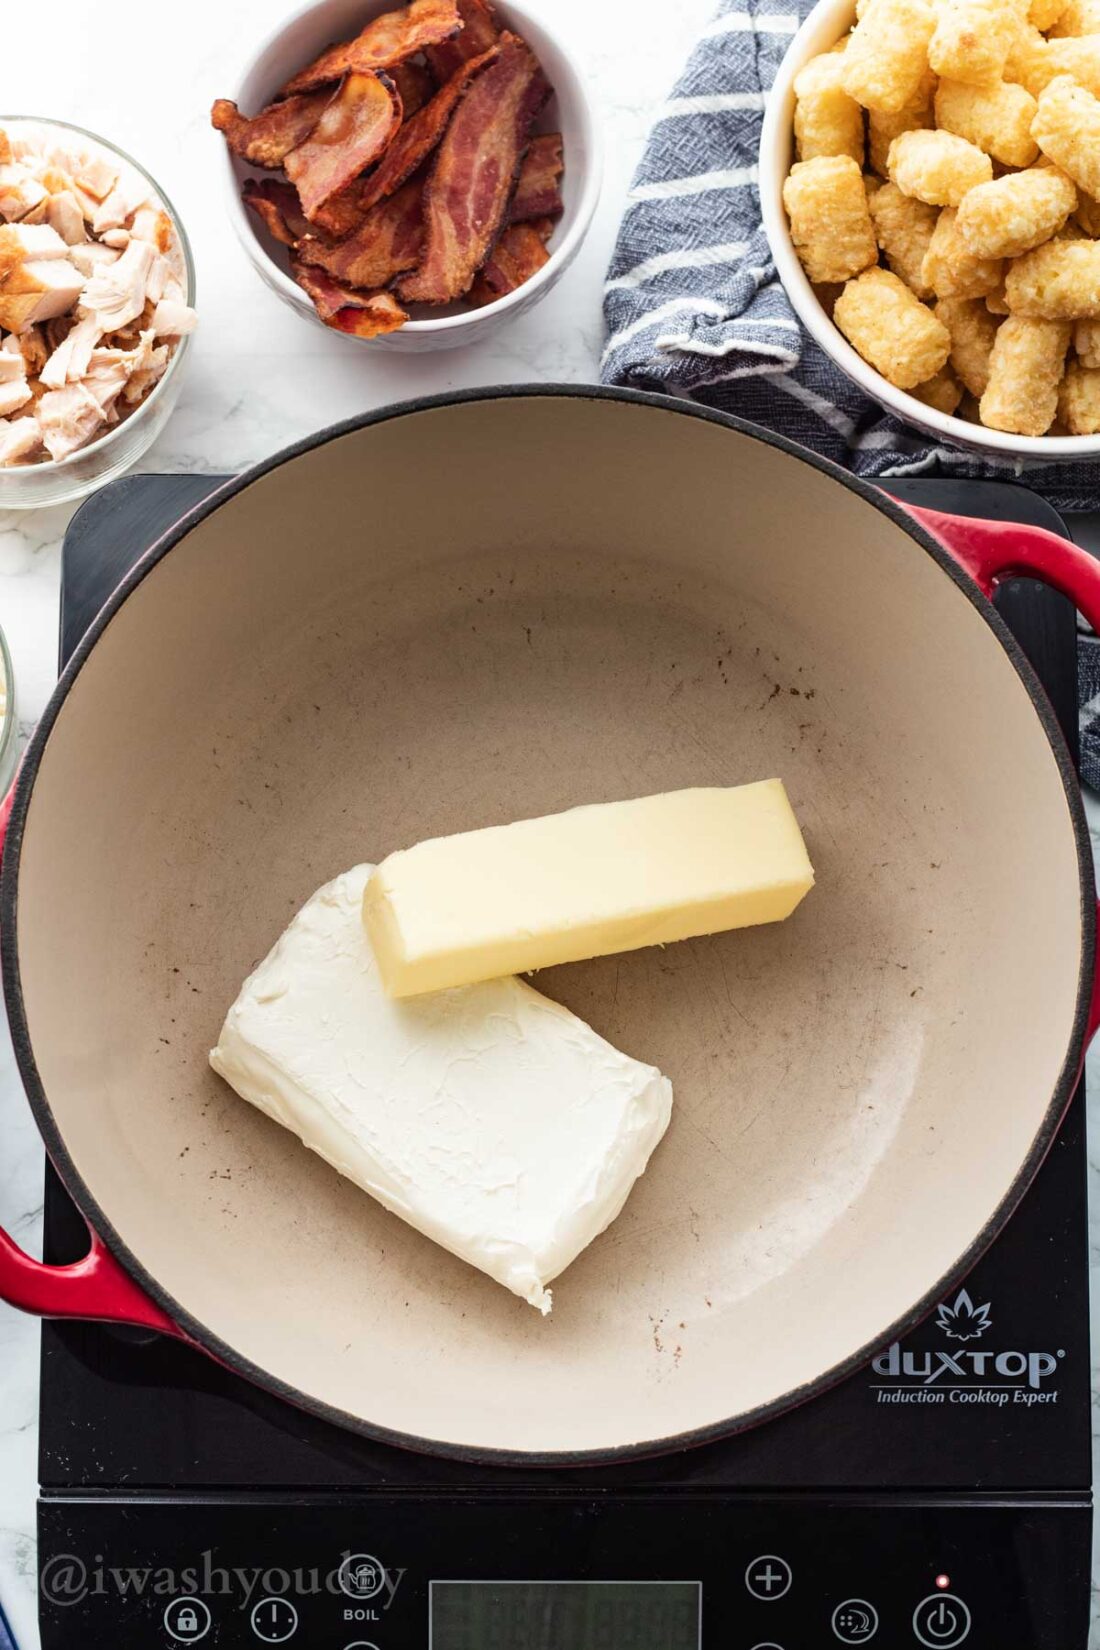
[164,1597,212,1641]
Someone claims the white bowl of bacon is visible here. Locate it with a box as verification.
[213,0,601,349]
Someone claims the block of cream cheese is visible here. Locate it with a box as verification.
[210,866,673,1314]
[364,781,814,998]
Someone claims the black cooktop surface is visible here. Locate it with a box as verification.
[35,472,1094,1650]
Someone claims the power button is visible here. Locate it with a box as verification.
[913,1593,972,1647]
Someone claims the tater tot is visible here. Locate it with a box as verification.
[1032,75,1100,197]
[783,156,879,283]
[1005,239,1100,314]
[922,205,1005,296]
[1004,17,1049,84]
[929,0,1013,84]
[954,166,1077,256]
[1057,356,1100,427]
[868,78,937,174]
[979,314,1071,430]
[1031,0,1068,28]
[842,0,937,112]
[1075,190,1100,233]
[911,364,965,410]
[870,180,940,293]
[795,53,866,163]
[1075,317,1100,363]
[1050,0,1100,32]
[887,127,993,203]
[987,278,1011,312]
[833,266,952,385]
[936,294,1002,391]
[935,77,1039,166]
[1029,34,1100,94]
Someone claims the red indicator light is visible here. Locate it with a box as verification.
[935,1574,951,1590]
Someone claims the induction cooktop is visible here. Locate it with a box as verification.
[34,473,1094,1649]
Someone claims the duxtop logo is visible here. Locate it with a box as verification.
[935,1289,993,1343]
[870,1290,1064,1409]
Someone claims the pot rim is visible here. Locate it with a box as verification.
[2,383,1093,1467]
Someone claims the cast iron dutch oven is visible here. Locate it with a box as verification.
[1,387,1098,1462]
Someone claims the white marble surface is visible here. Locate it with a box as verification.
[0,0,1098,1645]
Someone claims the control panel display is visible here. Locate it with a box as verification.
[430,1581,701,1649]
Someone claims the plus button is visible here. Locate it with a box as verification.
[745,1556,793,1601]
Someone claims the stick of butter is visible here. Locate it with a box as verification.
[211,866,673,1315]
[364,781,815,998]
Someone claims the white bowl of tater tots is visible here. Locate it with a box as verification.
[760,0,1100,455]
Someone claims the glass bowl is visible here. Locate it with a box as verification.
[0,116,196,510]
[0,621,17,801]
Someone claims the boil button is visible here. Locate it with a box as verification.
[913,1593,972,1647]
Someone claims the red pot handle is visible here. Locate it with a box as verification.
[902,504,1100,1048]
[0,779,182,1336]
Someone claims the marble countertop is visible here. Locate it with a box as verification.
[0,0,1098,1645]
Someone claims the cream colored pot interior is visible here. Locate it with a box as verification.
[13,394,1085,1456]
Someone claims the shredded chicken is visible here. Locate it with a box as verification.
[36,382,106,460]
[151,297,197,337]
[0,165,47,221]
[0,120,197,466]
[42,190,87,245]
[79,238,156,332]
[17,327,47,375]
[0,337,24,382]
[70,151,117,203]
[82,352,131,415]
[124,341,170,405]
[93,171,152,235]
[0,259,84,331]
[0,372,30,417]
[40,314,101,390]
[0,222,71,266]
[0,416,41,464]
[130,206,172,252]
[69,241,119,277]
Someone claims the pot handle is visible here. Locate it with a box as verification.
[902,503,1100,1047]
[0,783,182,1336]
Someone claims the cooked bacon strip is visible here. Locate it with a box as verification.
[392,59,435,117]
[426,0,501,81]
[303,186,373,240]
[398,33,549,304]
[330,291,408,337]
[296,176,425,289]
[470,218,553,304]
[211,90,334,168]
[304,43,498,236]
[290,256,408,337]
[357,45,499,214]
[285,73,403,220]
[283,0,462,94]
[242,178,314,246]
[508,133,564,224]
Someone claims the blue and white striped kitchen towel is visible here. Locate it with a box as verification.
[601,0,1100,785]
